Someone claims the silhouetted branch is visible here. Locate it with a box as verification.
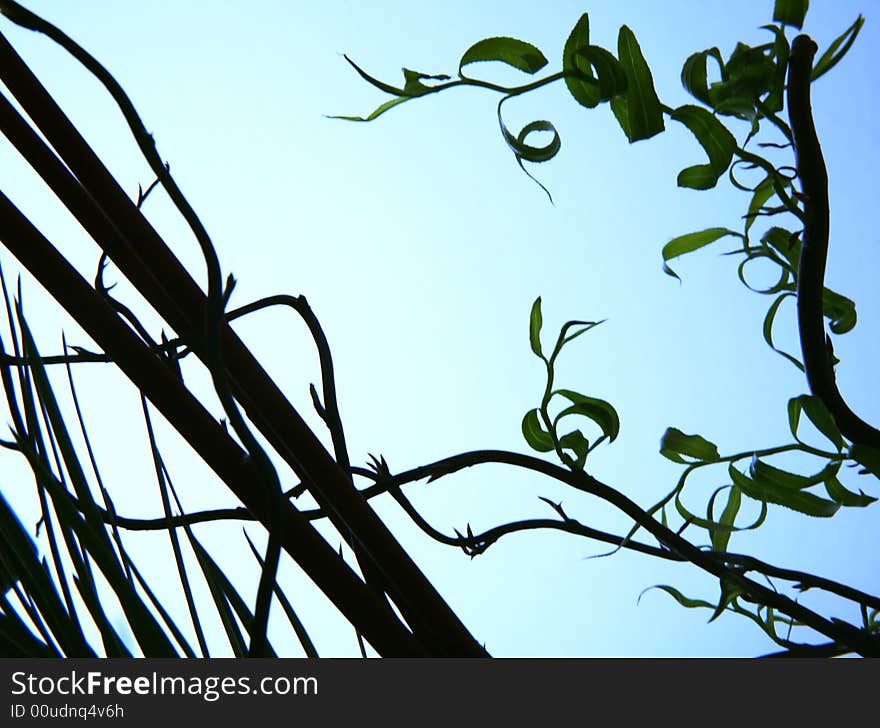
[760,641,852,658]
[788,35,880,449]
[0,16,485,656]
[0,190,428,656]
[361,448,880,655]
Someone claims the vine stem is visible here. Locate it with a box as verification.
[788,35,880,450]
[375,448,880,655]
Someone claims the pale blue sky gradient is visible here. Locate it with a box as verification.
[0,1,876,656]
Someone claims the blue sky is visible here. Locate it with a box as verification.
[0,1,877,656]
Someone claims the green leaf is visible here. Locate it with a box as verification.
[497,103,560,199]
[614,25,664,142]
[762,292,804,370]
[745,178,777,239]
[554,318,604,355]
[709,576,744,623]
[660,427,720,464]
[553,389,620,443]
[706,43,777,120]
[661,227,742,280]
[729,464,840,517]
[577,46,627,101]
[824,476,876,508]
[737,249,791,295]
[849,443,880,479]
[529,297,544,358]
[822,288,857,334]
[760,23,791,114]
[329,97,411,122]
[342,54,405,96]
[749,456,840,491]
[711,95,759,121]
[787,395,843,450]
[712,485,742,552]
[563,14,601,109]
[675,484,765,536]
[402,68,450,96]
[610,95,630,139]
[773,0,809,29]
[761,226,799,271]
[522,409,554,452]
[639,584,714,610]
[510,120,562,164]
[681,48,724,106]
[670,105,736,189]
[459,36,548,75]
[558,430,590,469]
[813,16,865,81]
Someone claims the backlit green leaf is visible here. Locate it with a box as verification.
[670,105,736,189]
[639,584,714,610]
[510,120,562,164]
[529,297,544,358]
[460,36,548,75]
[736,249,791,295]
[660,427,720,464]
[522,409,554,452]
[761,227,799,271]
[497,103,560,199]
[615,25,664,142]
[558,430,590,469]
[709,576,744,623]
[824,476,876,508]
[706,42,776,119]
[773,0,809,30]
[787,395,843,450]
[730,463,839,517]
[329,97,411,122]
[822,288,856,334]
[402,68,451,96]
[762,292,804,370]
[681,48,724,106]
[577,46,627,101]
[760,23,790,114]
[553,389,620,443]
[749,455,840,491]
[554,319,605,356]
[610,95,630,139]
[662,227,742,280]
[342,55,405,95]
[745,178,776,238]
[813,16,865,81]
[563,14,601,109]
[712,485,741,552]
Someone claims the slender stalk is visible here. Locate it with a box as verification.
[788,35,880,449]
